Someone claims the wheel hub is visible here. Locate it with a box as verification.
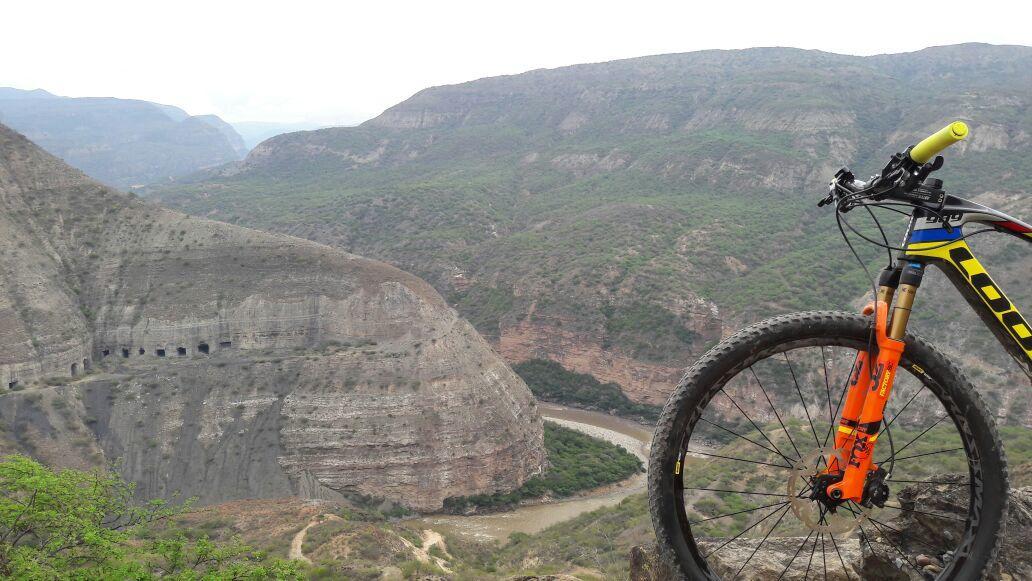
[787,447,870,534]
[809,472,846,511]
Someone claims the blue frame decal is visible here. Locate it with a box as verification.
[908,227,963,244]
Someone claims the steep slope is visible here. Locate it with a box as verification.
[0,123,545,510]
[150,44,1031,416]
[0,88,246,188]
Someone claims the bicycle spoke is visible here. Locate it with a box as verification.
[881,384,926,433]
[854,519,877,557]
[863,509,928,578]
[690,500,790,524]
[803,526,819,579]
[884,504,966,523]
[854,516,925,579]
[820,346,835,427]
[822,350,859,448]
[733,500,793,579]
[685,450,794,470]
[827,532,853,581]
[699,417,795,465]
[703,503,790,558]
[865,514,947,554]
[783,351,822,448]
[887,478,970,486]
[821,532,827,581]
[776,530,815,580]
[885,447,964,464]
[750,366,803,460]
[879,414,947,464]
[721,388,796,463]
[684,486,793,498]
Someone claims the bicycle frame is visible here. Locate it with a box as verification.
[825,193,1032,503]
[902,196,1032,368]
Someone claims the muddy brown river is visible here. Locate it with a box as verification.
[404,403,654,542]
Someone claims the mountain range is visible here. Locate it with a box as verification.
[0,87,248,188]
[149,43,1032,423]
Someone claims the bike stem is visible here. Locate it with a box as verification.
[826,263,924,502]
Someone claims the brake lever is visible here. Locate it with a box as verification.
[819,168,854,208]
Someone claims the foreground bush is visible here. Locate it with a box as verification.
[0,454,303,580]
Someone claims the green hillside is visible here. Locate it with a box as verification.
[149,44,1032,417]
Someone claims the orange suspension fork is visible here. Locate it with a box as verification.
[826,263,923,502]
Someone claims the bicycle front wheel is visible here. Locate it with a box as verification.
[648,311,1007,580]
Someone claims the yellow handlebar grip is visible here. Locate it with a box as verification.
[909,121,969,164]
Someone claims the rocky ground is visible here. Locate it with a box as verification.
[631,481,1032,580]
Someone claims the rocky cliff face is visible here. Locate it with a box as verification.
[0,123,545,510]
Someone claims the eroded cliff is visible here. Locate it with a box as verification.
[0,123,545,510]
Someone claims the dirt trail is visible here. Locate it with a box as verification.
[289,514,343,563]
[395,529,453,572]
[290,514,451,573]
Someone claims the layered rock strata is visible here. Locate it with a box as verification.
[0,123,545,510]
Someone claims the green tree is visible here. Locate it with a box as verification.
[0,455,302,580]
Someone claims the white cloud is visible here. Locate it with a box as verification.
[2,0,1029,123]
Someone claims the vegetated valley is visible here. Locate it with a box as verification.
[151,44,1031,427]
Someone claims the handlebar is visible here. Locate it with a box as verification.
[821,121,971,211]
[909,121,968,164]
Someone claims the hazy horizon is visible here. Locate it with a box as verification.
[4,0,1030,125]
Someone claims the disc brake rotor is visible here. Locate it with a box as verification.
[787,446,870,535]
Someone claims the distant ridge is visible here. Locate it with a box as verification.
[230,120,334,150]
[0,87,248,188]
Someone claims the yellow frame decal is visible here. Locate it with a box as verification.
[906,240,1032,363]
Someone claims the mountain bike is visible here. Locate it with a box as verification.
[648,122,1032,580]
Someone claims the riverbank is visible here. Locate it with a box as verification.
[403,404,654,542]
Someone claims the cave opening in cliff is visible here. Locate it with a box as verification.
[7,381,17,390]
[70,363,78,376]
[122,348,130,358]
[219,341,232,348]
[177,347,187,356]
[156,349,166,357]
[102,349,110,357]
[139,348,146,355]
[83,359,89,371]
[198,343,210,354]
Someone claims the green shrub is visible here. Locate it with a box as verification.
[443,423,642,512]
[514,359,660,421]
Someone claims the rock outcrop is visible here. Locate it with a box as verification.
[630,480,1032,580]
[0,123,546,510]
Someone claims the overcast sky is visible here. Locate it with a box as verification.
[3,0,1029,125]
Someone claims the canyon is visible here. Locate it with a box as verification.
[150,44,1032,416]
